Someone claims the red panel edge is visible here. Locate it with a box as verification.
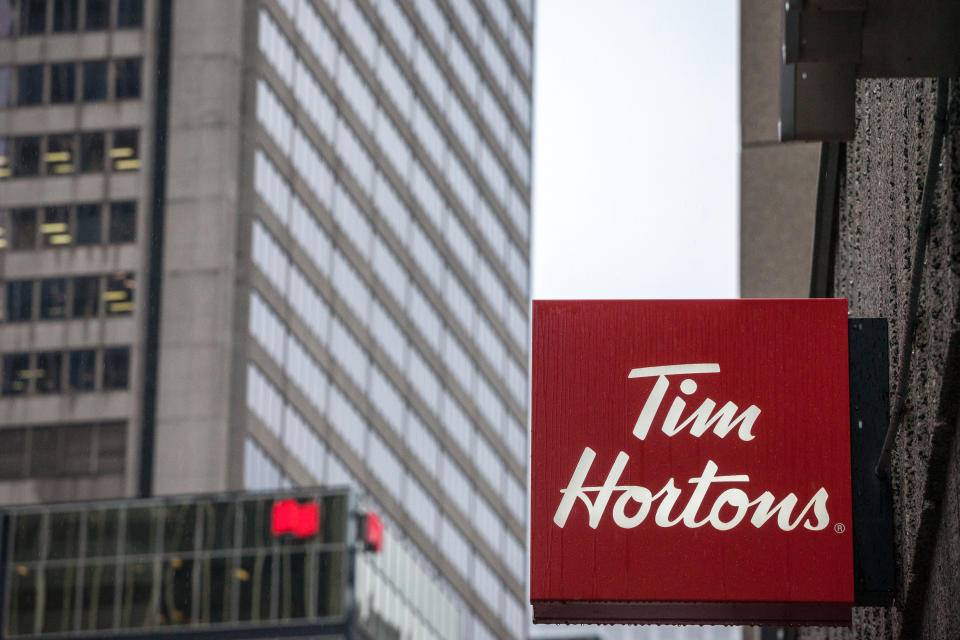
[531,601,852,627]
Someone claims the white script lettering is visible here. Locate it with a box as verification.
[629,363,760,441]
[553,447,830,532]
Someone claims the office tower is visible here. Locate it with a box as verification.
[1,0,150,502]
[1,1,534,639]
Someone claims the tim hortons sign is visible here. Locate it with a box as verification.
[530,300,854,626]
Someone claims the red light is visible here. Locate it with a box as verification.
[364,511,383,552]
[271,499,320,538]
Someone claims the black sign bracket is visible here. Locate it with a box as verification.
[848,318,895,606]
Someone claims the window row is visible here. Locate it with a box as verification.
[249,365,355,495]
[253,151,527,462]
[247,289,524,545]
[256,396,352,494]
[261,3,531,244]
[450,0,533,79]
[0,346,131,395]
[242,425,511,640]
[409,0,533,155]
[315,0,531,139]
[488,0,533,74]
[2,272,135,322]
[402,14,533,217]
[244,432,519,640]
[256,72,528,352]
[1,0,143,37]
[0,57,142,107]
[259,13,531,291]
[242,438,292,492]
[0,421,125,480]
[248,325,526,597]
[379,281,527,469]
[355,527,459,640]
[245,358,525,603]
[251,209,526,475]
[0,128,140,178]
[434,510,518,627]
[0,201,136,250]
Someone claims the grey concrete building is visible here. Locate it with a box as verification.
[1,1,534,639]
[740,1,960,638]
[740,0,820,300]
[1,0,152,503]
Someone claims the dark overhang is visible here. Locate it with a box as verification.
[780,0,960,140]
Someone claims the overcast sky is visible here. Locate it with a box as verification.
[527,3,738,634]
[530,0,739,301]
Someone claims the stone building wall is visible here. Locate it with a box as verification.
[800,77,960,639]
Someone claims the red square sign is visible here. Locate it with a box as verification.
[530,300,854,626]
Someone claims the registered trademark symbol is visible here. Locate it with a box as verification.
[834,523,846,534]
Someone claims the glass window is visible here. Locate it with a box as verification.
[0,67,12,106]
[61,427,95,475]
[109,201,136,243]
[82,60,107,101]
[36,351,63,392]
[0,1,13,37]
[97,423,125,473]
[76,203,102,244]
[111,129,139,171]
[13,136,40,176]
[105,272,135,315]
[69,349,96,391]
[2,353,30,394]
[0,429,26,479]
[73,276,100,318]
[17,64,42,105]
[29,427,60,476]
[117,0,143,28]
[102,347,130,390]
[50,62,76,103]
[10,208,37,249]
[114,58,141,99]
[45,134,76,175]
[41,205,71,247]
[120,560,156,628]
[53,0,79,31]
[85,0,109,30]
[0,136,9,178]
[47,509,84,559]
[79,131,105,172]
[20,0,46,35]
[40,278,67,319]
[5,280,34,322]
[11,513,43,565]
[84,507,119,556]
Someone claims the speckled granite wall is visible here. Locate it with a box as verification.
[799,78,960,639]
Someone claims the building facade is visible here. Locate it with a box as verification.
[0,487,463,639]
[1,1,534,639]
[0,0,152,502]
[740,1,960,638]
